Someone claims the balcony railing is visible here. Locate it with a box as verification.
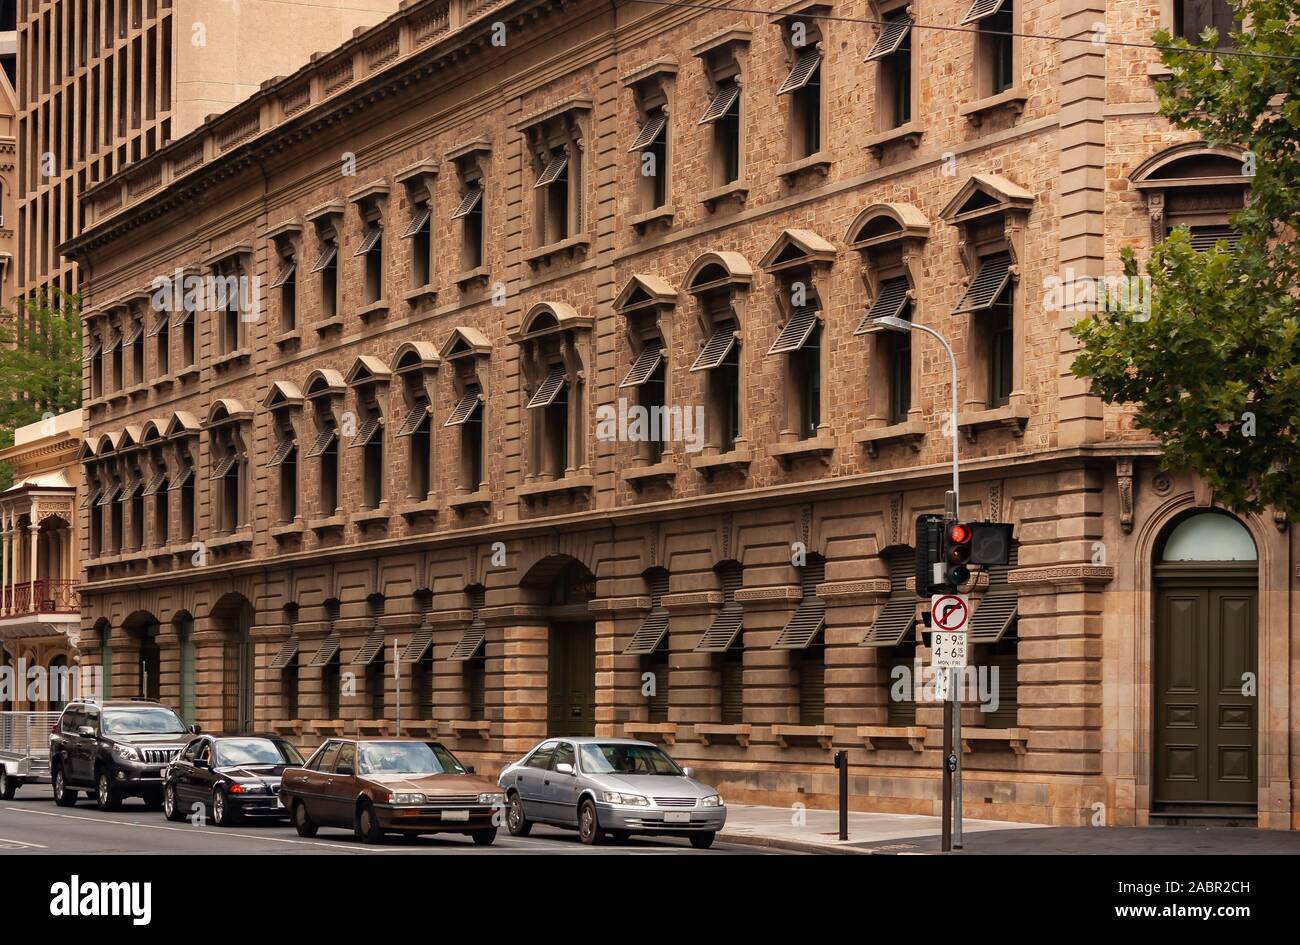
[1,580,80,617]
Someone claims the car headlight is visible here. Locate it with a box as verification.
[600,791,649,806]
[478,792,506,805]
[112,744,139,762]
[700,794,723,807]
[387,792,426,805]
[229,783,265,794]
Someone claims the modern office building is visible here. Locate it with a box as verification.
[62,0,1293,828]
[12,0,403,301]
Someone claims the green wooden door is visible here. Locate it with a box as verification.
[547,622,595,736]
[1154,573,1257,813]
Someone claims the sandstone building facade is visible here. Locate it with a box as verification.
[63,0,1296,828]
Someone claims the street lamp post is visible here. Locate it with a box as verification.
[873,314,963,849]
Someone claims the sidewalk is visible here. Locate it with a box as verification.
[718,804,1300,855]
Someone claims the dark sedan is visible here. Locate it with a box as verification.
[162,734,304,826]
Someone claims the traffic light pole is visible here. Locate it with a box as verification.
[907,321,963,850]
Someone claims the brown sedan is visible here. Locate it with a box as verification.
[279,738,505,845]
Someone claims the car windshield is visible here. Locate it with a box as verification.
[215,738,304,767]
[101,706,187,736]
[357,742,466,776]
[579,743,683,776]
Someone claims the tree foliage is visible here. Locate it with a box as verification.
[1072,0,1300,517]
[0,289,84,489]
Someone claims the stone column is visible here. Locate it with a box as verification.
[486,606,550,758]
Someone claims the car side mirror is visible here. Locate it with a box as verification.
[76,725,95,738]
[681,767,695,779]
[554,762,574,775]
[188,724,202,735]
[464,765,476,775]
[335,764,354,776]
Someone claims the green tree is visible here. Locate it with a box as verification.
[1072,0,1300,517]
[0,289,84,489]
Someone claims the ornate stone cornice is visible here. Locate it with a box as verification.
[1009,565,1115,586]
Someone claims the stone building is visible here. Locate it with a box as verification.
[12,0,403,300]
[0,408,82,712]
[62,0,1294,828]
[0,64,14,304]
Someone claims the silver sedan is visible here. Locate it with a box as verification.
[498,738,726,848]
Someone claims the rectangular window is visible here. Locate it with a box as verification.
[398,403,432,500]
[954,252,1015,409]
[452,184,484,271]
[306,428,339,514]
[769,307,822,440]
[630,110,669,211]
[180,306,196,367]
[646,648,670,723]
[887,642,918,726]
[527,367,569,478]
[467,656,486,719]
[126,320,144,385]
[1175,0,1235,47]
[352,411,385,509]
[149,314,169,375]
[867,10,913,129]
[700,81,741,185]
[987,302,1013,408]
[270,254,297,331]
[778,47,822,158]
[312,240,339,319]
[720,647,744,724]
[691,318,741,453]
[446,385,484,492]
[356,223,384,304]
[535,149,570,246]
[403,204,432,287]
[620,339,666,463]
[796,644,825,725]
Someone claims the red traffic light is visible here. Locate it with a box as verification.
[947,524,971,544]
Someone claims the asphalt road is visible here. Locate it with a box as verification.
[0,792,769,855]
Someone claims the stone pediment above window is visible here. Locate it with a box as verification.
[686,251,754,295]
[344,355,392,387]
[392,341,440,376]
[263,381,304,411]
[204,398,253,429]
[509,301,593,345]
[940,173,1034,226]
[845,202,930,251]
[759,228,837,274]
[441,326,492,361]
[164,411,201,440]
[613,273,679,316]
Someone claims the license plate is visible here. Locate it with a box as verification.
[441,809,470,821]
[664,811,691,823]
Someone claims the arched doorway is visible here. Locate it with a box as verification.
[525,557,597,737]
[210,594,255,733]
[1153,511,1257,821]
[122,611,162,701]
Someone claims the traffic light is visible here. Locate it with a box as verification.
[942,522,973,589]
[969,522,1014,565]
[914,514,945,599]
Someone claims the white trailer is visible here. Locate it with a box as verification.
[0,711,61,798]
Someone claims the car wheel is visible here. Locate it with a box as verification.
[95,770,120,811]
[292,800,318,838]
[0,768,16,800]
[53,767,76,807]
[355,800,384,844]
[689,831,716,850]
[470,827,497,846]
[578,798,605,846]
[506,791,532,837]
[212,788,240,827]
[163,784,185,822]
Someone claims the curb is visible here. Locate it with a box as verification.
[718,831,876,854]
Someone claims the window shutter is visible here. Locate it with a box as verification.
[444,389,483,426]
[953,252,1013,314]
[401,628,434,664]
[628,112,668,152]
[304,429,336,459]
[264,439,295,468]
[698,83,740,124]
[349,629,386,665]
[309,632,341,667]
[534,153,569,189]
[270,635,300,670]
[777,49,822,95]
[269,259,296,288]
[449,618,487,661]
[123,322,143,345]
[860,550,919,646]
[854,277,911,334]
[773,557,827,650]
[1188,224,1241,253]
[619,340,664,388]
[147,315,169,338]
[623,570,671,656]
[401,206,432,239]
[961,0,1008,24]
[141,470,168,496]
[864,16,913,61]
[83,339,102,362]
[348,415,383,448]
[526,368,567,409]
[98,483,123,506]
[767,306,820,355]
[689,324,738,372]
[353,225,383,257]
[310,243,338,273]
[695,565,744,652]
[451,185,484,219]
[118,480,141,503]
[169,467,194,491]
[395,402,430,438]
[967,544,1020,644]
[209,452,237,480]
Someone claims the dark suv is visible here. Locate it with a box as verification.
[50,700,195,811]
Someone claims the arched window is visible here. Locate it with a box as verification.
[1160,512,1256,562]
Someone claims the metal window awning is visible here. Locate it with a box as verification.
[767,306,820,355]
[264,438,295,468]
[619,341,664,388]
[209,452,238,480]
[169,467,195,491]
[349,416,383,448]
[310,243,338,273]
[967,587,1018,643]
[304,429,336,459]
[860,592,919,646]
[690,325,738,372]
[395,403,430,437]
[171,307,194,328]
[350,629,386,665]
[141,469,168,496]
[400,628,435,664]
[1189,225,1242,253]
[451,185,484,219]
[269,635,300,670]
[694,602,744,653]
[123,323,143,345]
[147,314,169,338]
[353,226,383,257]
[449,619,487,661]
[103,335,122,354]
[118,480,141,503]
[698,83,740,124]
[854,278,911,334]
[269,259,296,289]
[772,596,826,649]
[83,339,102,362]
[777,49,822,95]
[444,390,483,427]
[961,0,1008,24]
[97,484,122,506]
[953,252,1013,314]
[628,112,668,153]
[309,632,341,667]
[622,608,670,656]
[526,369,567,409]
[401,206,432,239]
[81,486,103,509]
[865,15,913,61]
[534,153,569,189]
